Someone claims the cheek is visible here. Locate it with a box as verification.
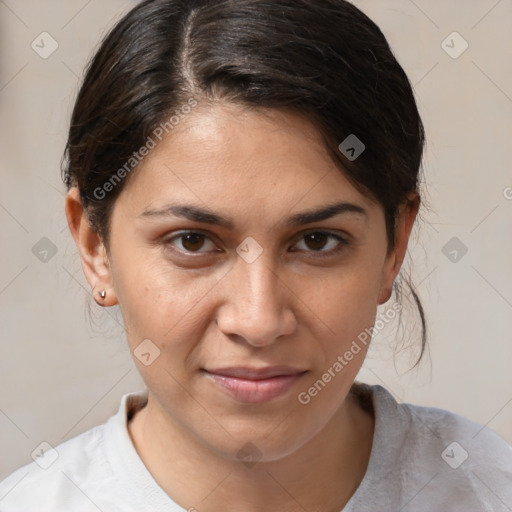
[294,267,382,410]
[112,226,385,363]
[112,252,219,359]
[301,261,383,336]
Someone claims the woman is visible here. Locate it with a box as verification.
[0,0,510,510]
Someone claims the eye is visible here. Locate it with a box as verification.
[164,230,348,258]
[291,231,347,257]
[165,231,218,254]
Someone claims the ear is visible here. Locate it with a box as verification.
[378,192,420,305]
[65,187,118,306]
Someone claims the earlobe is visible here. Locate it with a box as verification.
[65,187,118,306]
[93,288,110,306]
[377,274,395,306]
[378,254,395,304]
[378,193,419,305]
[378,287,392,305]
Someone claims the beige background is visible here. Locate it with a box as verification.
[1,0,511,480]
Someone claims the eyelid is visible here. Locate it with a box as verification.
[291,230,349,257]
[163,229,350,257]
[163,230,220,255]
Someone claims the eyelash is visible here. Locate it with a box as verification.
[163,230,349,259]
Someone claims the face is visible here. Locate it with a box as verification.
[69,103,416,462]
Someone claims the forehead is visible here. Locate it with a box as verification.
[116,103,377,219]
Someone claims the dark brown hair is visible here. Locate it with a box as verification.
[62,0,427,361]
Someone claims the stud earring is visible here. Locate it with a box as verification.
[99,290,106,299]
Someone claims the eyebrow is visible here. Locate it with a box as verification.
[139,201,367,230]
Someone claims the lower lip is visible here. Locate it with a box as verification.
[203,371,305,403]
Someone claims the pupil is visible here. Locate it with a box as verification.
[180,233,328,252]
[183,234,204,251]
[306,233,327,250]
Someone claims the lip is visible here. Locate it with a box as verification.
[202,366,307,403]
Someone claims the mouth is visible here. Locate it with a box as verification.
[201,366,308,403]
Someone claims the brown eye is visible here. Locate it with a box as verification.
[166,231,218,254]
[292,231,347,257]
[181,233,206,251]
[304,232,329,250]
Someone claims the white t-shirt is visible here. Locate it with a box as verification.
[1,384,511,511]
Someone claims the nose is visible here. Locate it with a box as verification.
[216,255,297,348]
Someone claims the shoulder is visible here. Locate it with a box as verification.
[396,391,512,508]
[349,384,512,511]
[0,389,176,512]
[399,392,512,470]
[0,422,115,512]
[366,383,512,464]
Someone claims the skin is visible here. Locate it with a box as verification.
[66,102,418,512]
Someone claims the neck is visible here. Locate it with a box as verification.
[128,390,374,512]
